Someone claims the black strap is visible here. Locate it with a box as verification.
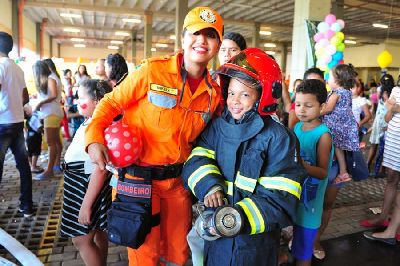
[124,164,183,180]
[152,213,161,227]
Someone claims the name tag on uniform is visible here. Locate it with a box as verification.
[150,83,178,96]
[116,180,152,198]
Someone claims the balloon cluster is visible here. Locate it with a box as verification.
[314,14,346,80]
[104,121,142,168]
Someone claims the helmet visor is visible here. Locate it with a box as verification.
[216,66,260,90]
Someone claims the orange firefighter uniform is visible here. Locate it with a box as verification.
[85,53,221,265]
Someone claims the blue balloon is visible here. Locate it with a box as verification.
[324,72,330,80]
[328,61,336,69]
[332,51,343,61]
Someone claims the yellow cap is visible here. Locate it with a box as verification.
[183,6,224,42]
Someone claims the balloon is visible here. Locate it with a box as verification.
[339,59,344,64]
[328,61,336,69]
[324,72,330,80]
[337,19,345,29]
[322,55,332,64]
[313,32,324,42]
[330,36,340,46]
[104,121,142,168]
[76,57,82,64]
[332,51,344,61]
[315,48,325,58]
[326,44,337,55]
[319,38,330,47]
[325,14,337,25]
[324,30,335,40]
[335,32,345,41]
[337,43,346,52]
[317,22,330,33]
[377,50,393,69]
[331,22,341,32]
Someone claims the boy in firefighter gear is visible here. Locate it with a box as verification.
[85,6,223,266]
[182,48,305,266]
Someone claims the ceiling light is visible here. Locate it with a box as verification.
[60,13,82,18]
[64,28,80,33]
[122,18,141,23]
[71,38,84,42]
[344,40,357,44]
[264,43,276,48]
[372,23,388,29]
[74,44,86,48]
[155,43,168,48]
[170,35,176,40]
[259,30,272,36]
[265,51,276,55]
[108,45,119,50]
[151,48,156,52]
[115,31,130,36]
[110,40,124,44]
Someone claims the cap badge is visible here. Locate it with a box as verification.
[199,9,216,23]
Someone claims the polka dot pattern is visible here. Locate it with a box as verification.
[104,121,142,168]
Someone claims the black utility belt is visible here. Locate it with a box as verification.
[123,163,184,180]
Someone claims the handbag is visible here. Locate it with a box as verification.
[345,150,369,182]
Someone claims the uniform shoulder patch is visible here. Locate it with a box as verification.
[150,83,178,96]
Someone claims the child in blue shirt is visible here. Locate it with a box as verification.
[292,79,333,266]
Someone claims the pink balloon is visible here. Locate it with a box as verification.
[319,38,330,47]
[325,14,337,25]
[313,32,323,42]
[324,30,335,40]
[326,44,337,55]
[337,19,345,29]
[322,55,332,64]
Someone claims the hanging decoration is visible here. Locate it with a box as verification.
[377,50,393,69]
[314,14,345,80]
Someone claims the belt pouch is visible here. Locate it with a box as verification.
[107,167,152,249]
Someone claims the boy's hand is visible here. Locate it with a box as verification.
[204,190,225,208]
[88,143,109,171]
[78,203,92,225]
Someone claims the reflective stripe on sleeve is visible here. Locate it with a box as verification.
[188,164,221,196]
[236,198,265,234]
[225,180,233,196]
[235,172,257,193]
[258,176,301,199]
[186,147,216,162]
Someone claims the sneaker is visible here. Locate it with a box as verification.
[33,172,54,180]
[53,165,63,175]
[18,206,34,217]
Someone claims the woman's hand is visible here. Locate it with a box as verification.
[204,190,225,208]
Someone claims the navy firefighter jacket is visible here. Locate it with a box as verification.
[182,109,305,266]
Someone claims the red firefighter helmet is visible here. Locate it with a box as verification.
[216,48,282,116]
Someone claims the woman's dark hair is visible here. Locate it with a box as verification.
[223,32,247,51]
[63,69,72,76]
[43,58,60,79]
[77,64,89,76]
[303,67,324,80]
[331,64,357,90]
[80,79,112,102]
[106,53,128,85]
[296,79,327,104]
[32,60,52,94]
